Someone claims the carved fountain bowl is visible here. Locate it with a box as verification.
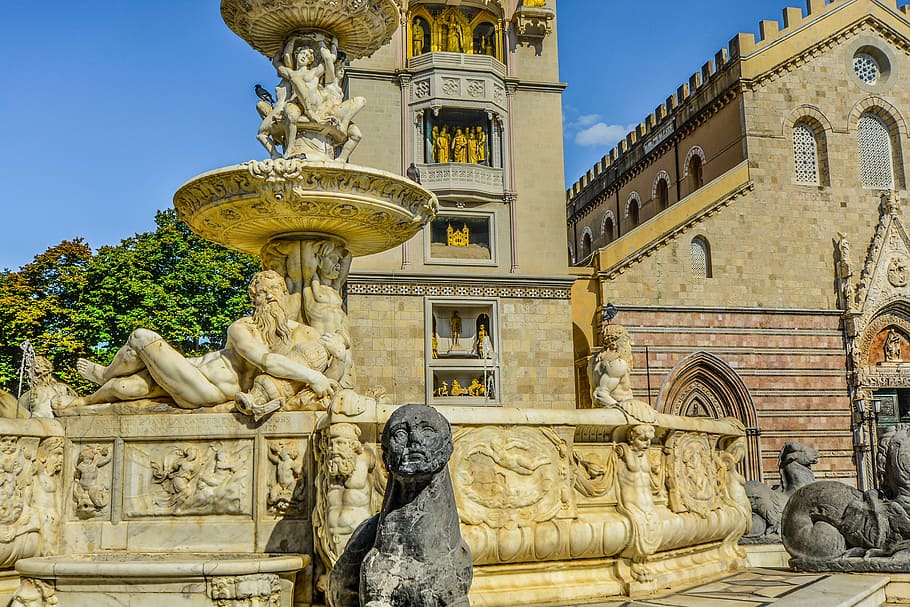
[174,159,438,257]
[220,0,400,60]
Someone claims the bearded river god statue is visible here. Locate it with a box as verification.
[57,270,344,415]
[782,424,910,571]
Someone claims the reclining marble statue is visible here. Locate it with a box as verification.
[782,424,910,571]
[61,270,344,413]
[328,404,472,607]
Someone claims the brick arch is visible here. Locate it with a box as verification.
[782,104,834,136]
[651,170,671,200]
[624,192,641,218]
[655,350,761,481]
[848,96,908,137]
[682,146,707,177]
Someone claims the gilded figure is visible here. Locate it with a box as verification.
[475,126,487,162]
[452,128,468,163]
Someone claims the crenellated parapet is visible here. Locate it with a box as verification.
[566,0,910,218]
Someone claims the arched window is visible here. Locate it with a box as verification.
[688,154,703,191]
[857,112,894,189]
[652,170,671,211]
[691,236,712,278]
[601,211,615,243]
[656,178,669,210]
[626,193,640,227]
[580,228,593,261]
[793,122,819,185]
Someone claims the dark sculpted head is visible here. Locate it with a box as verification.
[382,404,453,477]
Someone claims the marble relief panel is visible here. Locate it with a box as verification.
[123,440,253,517]
[69,442,114,521]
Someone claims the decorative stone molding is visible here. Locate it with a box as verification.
[220,0,400,60]
[174,160,438,257]
[782,104,834,136]
[208,573,282,607]
[511,5,554,42]
[347,278,571,300]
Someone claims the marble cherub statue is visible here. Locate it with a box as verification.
[63,270,340,413]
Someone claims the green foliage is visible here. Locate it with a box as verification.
[0,210,259,393]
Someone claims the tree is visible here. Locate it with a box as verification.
[0,240,93,390]
[0,211,260,394]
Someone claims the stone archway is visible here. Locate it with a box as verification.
[655,351,761,481]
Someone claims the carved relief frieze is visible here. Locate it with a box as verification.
[71,442,113,520]
[0,436,63,568]
[209,573,281,607]
[450,426,571,528]
[9,577,57,607]
[266,440,307,516]
[571,446,615,499]
[123,441,252,517]
[665,432,720,517]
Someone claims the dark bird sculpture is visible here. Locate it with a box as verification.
[255,84,275,105]
[601,302,618,324]
[406,162,421,184]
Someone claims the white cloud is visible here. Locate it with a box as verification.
[574,113,602,128]
[574,122,635,147]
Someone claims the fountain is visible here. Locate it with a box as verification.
[0,2,752,606]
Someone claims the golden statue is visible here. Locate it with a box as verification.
[450,379,467,396]
[467,129,477,164]
[467,377,485,396]
[431,332,439,359]
[446,223,470,247]
[452,128,468,163]
[445,15,463,52]
[434,381,448,397]
[475,126,486,162]
[436,127,451,163]
[412,20,425,56]
[475,323,488,357]
[523,0,547,6]
[450,311,462,347]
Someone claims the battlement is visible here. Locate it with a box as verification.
[566,0,910,204]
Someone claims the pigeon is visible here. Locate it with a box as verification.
[255,84,275,105]
[406,162,421,184]
[601,302,618,324]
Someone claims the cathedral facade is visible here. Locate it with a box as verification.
[567,0,910,488]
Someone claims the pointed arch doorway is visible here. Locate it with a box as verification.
[655,351,762,481]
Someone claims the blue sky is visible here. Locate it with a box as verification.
[0,1,830,270]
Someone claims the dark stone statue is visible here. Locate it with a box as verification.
[782,424,910,572]
[328,404,473,607]
[741,441,818,544]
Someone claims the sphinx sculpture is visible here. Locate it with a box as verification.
[328,404,472,607]
[742,441,819,544]
[782,424,910,571]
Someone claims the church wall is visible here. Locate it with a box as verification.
[616,307,854,485]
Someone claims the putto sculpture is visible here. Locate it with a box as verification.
[588,322,656,424]
[328,404,472,607]
[782,424,910,571]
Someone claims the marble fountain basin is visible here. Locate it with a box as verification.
[15,552,307,607]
